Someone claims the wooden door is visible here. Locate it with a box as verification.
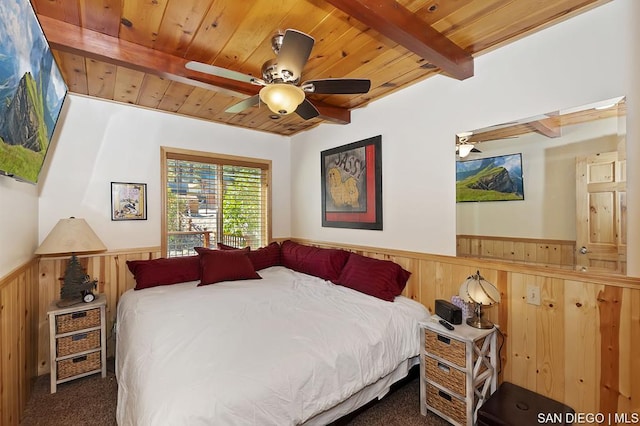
[575,152,626,273]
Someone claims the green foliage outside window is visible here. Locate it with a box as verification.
[222,166,262,247]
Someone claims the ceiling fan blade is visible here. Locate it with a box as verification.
[303,78,371,94]
[186,61,255,84]
[225,95,260,113]
[295,99,320,120]
[277,29,314,81]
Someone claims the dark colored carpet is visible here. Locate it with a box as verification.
[21,359,118,426]
[21,361,448,425]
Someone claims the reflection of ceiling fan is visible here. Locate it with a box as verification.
[185,29,371,120]
[455,132,481,158]
[455,131,522,158]
[456,144,481,158]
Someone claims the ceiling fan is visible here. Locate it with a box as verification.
[456,144,481,158]
[455,131,522,158]
[456,132,481,158]
[185,29,371,120]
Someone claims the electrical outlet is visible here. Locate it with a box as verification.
[526,284,541,306]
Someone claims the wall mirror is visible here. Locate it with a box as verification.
[456,96,627,275]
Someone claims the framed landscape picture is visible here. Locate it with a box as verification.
[456,153,524,202]
[321,135,382,230]
[0,1,67,184]
[111,182,147,220]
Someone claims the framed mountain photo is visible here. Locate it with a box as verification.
[0,0,67,184]
[456,153,524,202]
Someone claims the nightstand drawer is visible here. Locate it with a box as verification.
[424,355,466,396]
[56,308,101,334]
[57,351,102,380]
[426,384,467,425]
[57,329,101,357]
[425,329,466,367]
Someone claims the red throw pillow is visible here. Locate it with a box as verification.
[126,256,200,290]
[333,253,411,301]
[215,242,282,271]
[246,242,281,271]
[280,240,349,281]
[217,242,239,250]
[196,246,249,254]
[195,248,261,286]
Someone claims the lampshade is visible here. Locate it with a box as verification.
[259,83,305,115]
[35,217,107,255]
[457,144,474,158]
[459,270,500,329]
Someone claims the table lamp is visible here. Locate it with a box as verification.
[459,270,500,329]
[35,217,107,307]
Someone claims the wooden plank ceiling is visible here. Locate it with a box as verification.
[32,0,610,136]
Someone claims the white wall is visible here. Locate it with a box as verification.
[38,95,291,251]
[0,177,38,276]
[291,0,640,275]
[1,0,638,277]
[456,117,619,240]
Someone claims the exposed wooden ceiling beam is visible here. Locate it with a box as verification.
[37,15,352,124]
[528,118,561,138]
[38,15,256,97]
[325,0,473,80]
[316,105,350,124]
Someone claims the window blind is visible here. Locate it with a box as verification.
[163,150,269,257]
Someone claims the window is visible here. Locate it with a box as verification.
[161,147,271,257]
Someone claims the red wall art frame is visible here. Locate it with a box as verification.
[321,135,382,230]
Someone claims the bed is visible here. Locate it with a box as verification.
[116,241,430,425]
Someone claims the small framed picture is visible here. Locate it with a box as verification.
[111,182,147,221]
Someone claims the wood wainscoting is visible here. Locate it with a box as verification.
[26,241,640,421]
[0,258,39,426]
[457,234,576,269]
[36,247,161,375]
[298,239,640,419]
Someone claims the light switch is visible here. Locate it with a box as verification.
[526,284,541,306]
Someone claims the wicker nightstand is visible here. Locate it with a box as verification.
[420,316,498,426]
[47,294,107,393]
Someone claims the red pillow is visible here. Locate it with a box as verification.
[196,246,249,254]
[280,240,349,281]
[333,253,411,301]
[216,242,282,271]
[126,256,200,290]
[247,242,281,271]
[195,248,261,286]
[217,242,239,250]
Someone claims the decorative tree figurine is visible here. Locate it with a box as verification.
[59,255,98,303]
[34,217,106,307]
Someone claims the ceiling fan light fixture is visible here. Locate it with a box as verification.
[259,83,305,115]
[458,143,475,158]
[456,131,473,144]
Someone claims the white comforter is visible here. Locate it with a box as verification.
[116,266,429,426]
